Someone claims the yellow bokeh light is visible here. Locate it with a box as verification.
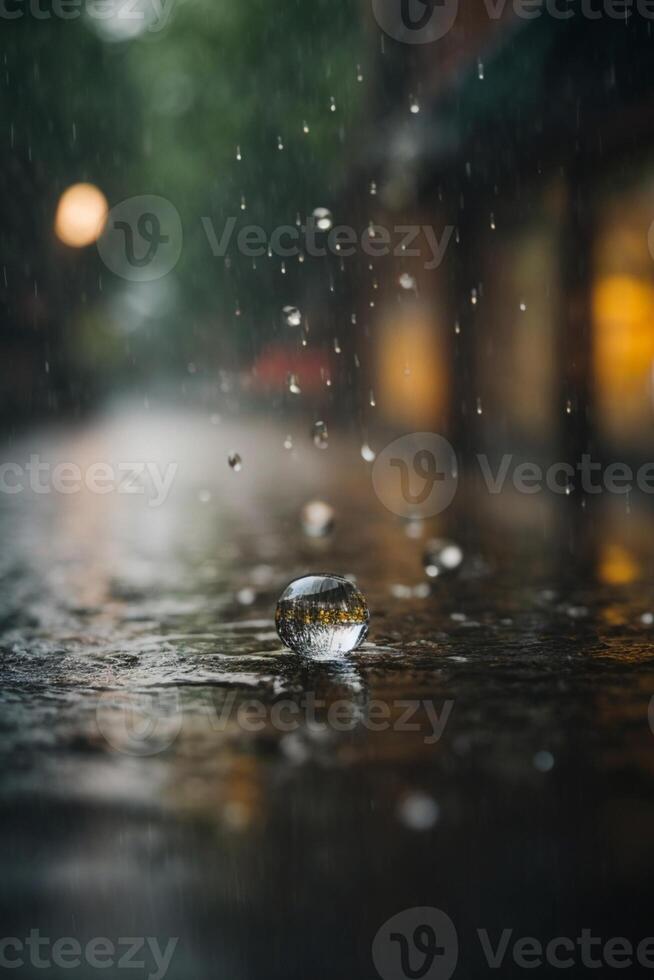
[593,274,654,441]
[54,183,108,248]
[598,543,640,586]
[375,307,447,426]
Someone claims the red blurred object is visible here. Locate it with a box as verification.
[248,343,333,394]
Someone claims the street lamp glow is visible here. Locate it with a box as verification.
[54,183,108,247]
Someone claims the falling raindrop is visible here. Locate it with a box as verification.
[566,399,573,415]
[283,305,302,327]
[454,320,461,335]
[284,434,294,450]
[313,207,333,232]
[356,64,364,82]
[275,574,369,659]
[520,302,527,312]
[533,751,555,773]
[490,213,496,230]
[288,374,302,395]
[424,539,464,579]
[398,793,440,831]
[399,272,416,291]
[228,453,243,472]
[471,288,478,306]
[333,337,342,354]
[477,59,485,80]
[330,96,337,112]
[313,420,329,449]
[369,390,376,408]
[277,135,284,150]
[236,145,242,161]
[370,180,377,196]
[409,96,420,114]
[240,195,247,211]
[303,120,310,134]
[476,397,483,416]
[361,443,376,463]
[301,500,335,539]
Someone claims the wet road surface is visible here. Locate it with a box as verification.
[1,406,654,978]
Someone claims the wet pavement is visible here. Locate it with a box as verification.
[1,405,654,979]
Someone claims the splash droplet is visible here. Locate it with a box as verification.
[424,539,464,579]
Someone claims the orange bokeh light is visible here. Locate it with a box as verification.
[54,183,108,248]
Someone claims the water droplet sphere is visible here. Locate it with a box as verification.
[275,574,369,659]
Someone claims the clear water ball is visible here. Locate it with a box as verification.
[275,574,369,659]
[423,539,463,578]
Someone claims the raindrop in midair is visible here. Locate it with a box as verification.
[283,305,302,327]
[313,420,329,450]
[313,207,333,232]
[301,501,335,539]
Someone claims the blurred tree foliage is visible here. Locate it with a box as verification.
[0,0,367,405]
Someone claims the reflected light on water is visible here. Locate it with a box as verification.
[55,183,108,248]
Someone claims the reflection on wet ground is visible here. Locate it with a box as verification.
[1,406,654,978]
